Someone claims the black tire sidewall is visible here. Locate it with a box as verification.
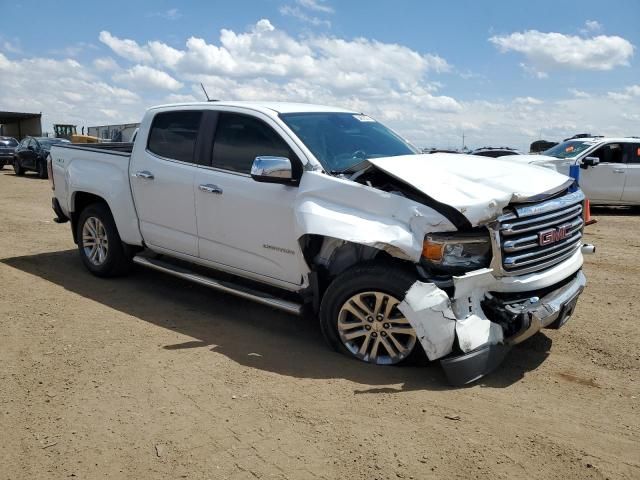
[319,262,420,364]
[37,158,47,179]
[13,157,24,175]
[77,203,129,277]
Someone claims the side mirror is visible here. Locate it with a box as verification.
[580,156,599,169]
[27,145,34,151]
[251,156,294,184]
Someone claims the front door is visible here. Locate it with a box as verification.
[195,112,304,285]
[129,110,203,257]
[622,143,640,204]
[579,143,627,203]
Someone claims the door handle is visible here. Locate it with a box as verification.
[199,184,223,194]
[133,170,154,180]
[613,168,625,173]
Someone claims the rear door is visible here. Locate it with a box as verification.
[20,139,37,169]
[194,111,305,285]
[621,143,640,204]
[129,110,204,257]
[579,143,627,203]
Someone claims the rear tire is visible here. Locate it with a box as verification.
[77,203,132,277]
[319,262,422,365]
[37,158,48,179]
[13,157,24,176]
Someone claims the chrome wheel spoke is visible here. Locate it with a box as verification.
[350,295,372,316]
[388,326,415,335]
[343,329,367,341]
[379,335,399,361]
[358,334,372,356]
[342,301,368,322]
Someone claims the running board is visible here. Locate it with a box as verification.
[132,255,303,315]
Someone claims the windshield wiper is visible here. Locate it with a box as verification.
[330,158,371,175]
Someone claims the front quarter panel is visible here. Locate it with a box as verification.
[294,171,456,262]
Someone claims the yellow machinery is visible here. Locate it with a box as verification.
[53,124,100,143]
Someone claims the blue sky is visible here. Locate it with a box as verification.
[1,0,638,149]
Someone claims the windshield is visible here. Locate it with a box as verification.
[543,140,595,159]
[0,138,18,147]
[280,112,418,172]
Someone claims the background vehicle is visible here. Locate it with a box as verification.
[513,137,640,206]
[14,137,69,178]
[49,101,592,385]
[471,147,521,158]
[0,136,18,169]
[53,124,100,143]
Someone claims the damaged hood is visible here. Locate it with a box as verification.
[368,153,571,225]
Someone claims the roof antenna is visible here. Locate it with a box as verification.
[200,83,218,102]
[200,83,211,101]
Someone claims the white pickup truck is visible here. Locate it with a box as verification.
[49,101,593,385]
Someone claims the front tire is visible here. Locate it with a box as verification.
[319,263,420,365]
[13,157,24,176]
[77,203,132,277]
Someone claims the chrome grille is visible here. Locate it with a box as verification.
[497,190,585,275]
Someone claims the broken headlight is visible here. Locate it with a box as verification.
[422,232,491,271]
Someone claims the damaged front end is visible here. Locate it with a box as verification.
[399,189,591,386]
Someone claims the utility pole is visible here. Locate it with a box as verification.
[461,130,466,151]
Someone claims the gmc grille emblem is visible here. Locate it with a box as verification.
[538,225,571,246]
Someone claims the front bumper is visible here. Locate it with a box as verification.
[440,269,586,386]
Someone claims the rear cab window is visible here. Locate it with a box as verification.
[147,111,203,163]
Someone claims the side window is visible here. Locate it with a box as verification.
[147,111,203,163]
[590,143,627,164]
[212,113,294,174]
[626,143,640,164]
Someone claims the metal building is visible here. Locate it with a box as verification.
[0,111,42,140]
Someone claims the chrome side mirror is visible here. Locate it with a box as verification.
[581,156,599,169]
[251,156,293,184]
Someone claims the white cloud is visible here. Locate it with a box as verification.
[490,30,634,75]
[99,30,153,63]
[568,88,590,98]
[93,56,120,71]
[113,65,183,91]
[514,96,543,105]
[1,39,22,54]
[582,20,602,34]
[296,0,333,14]
[606,84,640,102]
[147,8,182,20]
[280,5,331,28]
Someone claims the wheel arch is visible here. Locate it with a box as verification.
[299,234,416,310]
[70,191,111,244]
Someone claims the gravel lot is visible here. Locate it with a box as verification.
[1,168,638,480]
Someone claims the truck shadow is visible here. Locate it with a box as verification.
[2,249,551,392]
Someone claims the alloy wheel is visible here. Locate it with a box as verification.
[337,291,417,365]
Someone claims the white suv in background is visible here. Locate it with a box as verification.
[514,137,640,206]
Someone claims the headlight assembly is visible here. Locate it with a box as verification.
[422,232,492,271]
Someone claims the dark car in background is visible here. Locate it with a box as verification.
[471,147,521,158]
[13,137,69,178]
[0,136,19,169]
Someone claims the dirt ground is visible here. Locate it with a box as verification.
[0,168,638,480]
